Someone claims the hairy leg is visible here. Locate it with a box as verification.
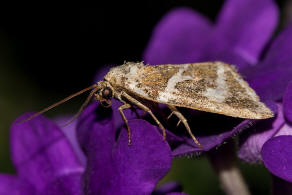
[118,103,132,145]
[167,105,202,148]
[121,92,166,140]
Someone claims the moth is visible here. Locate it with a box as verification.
[22,61,274,148]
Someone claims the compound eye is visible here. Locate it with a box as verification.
[102,87,113,99]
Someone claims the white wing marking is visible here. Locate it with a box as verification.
[157,65,193,102]
[126,64,149,97]
[203,63,228,103]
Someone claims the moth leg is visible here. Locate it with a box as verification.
[118,103,132,145]
[121,92,166,140]
[167,113,181,126]
[167,112,174,120]
[168,105,202,148]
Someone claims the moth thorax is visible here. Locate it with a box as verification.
[104,62,144,85]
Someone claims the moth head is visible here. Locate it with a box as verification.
[95,81,114,107]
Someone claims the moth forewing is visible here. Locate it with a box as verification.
[105,61,273,120]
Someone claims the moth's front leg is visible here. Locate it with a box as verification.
[167,105,202,148]
[118,103,132,145]
[121,91,166,140]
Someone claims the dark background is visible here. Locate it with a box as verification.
[0,1,224,92]
[0,1,288,194]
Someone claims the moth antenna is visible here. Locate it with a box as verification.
[62,86,99,127]
[18,84,98,124]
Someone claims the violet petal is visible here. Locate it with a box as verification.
[172,119,255,156]
[114,120,172,194]
[55,116,86,166]
[152,181,182,195]
[11,113,83,193]
[275,122,292,137]
[238,103,283,163]
[76,102,115,158]
[248,24,292,101]
[42,174,83,195]
[199,43,250,71]
[112,99,144,133]
[77,104,172,195]
[214,0,278,65]
[283,81,292,123]
[76,101,142,149]
[143,7,212,64]
[262,135,292,183]
[0,174,35,195]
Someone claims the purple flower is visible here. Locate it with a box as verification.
[141,0,282,155]
[76,102,175,195]
[237,22,292,184]
[0,111,187,195]
[262,136,292,183]
[239,81,292,183]
[0,113,84,195]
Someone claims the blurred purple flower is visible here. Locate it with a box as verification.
[143,0,292,184]
[55,116,86,166]
[0,112,187,195]
[144,0,278,71]
[0,113,84,195]
[237,21,292,184]
[239,82,292,183]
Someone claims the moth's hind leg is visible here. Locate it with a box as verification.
[118,103,132,145]
[167,105,203,148]
[121,92,166,140]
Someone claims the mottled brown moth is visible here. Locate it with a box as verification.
[22,61,274,148]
